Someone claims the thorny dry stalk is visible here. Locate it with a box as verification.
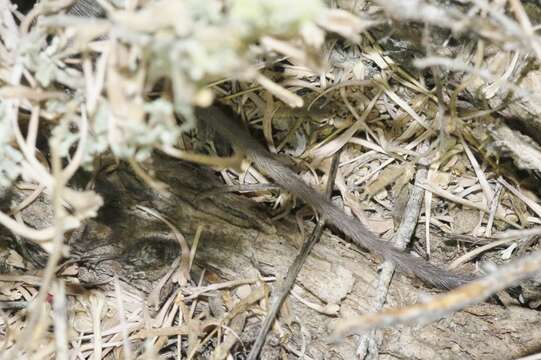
[357,142,429,359]
[332,248,541,338]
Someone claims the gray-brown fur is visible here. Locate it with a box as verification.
[64,0,473,289]
[196,106,475,289]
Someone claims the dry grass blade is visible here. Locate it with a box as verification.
[499,177,541,219]
[189,225,204,273]
[136,205,191,285]
[460,137,493,204]
[190,285,268,360]
[307,91,381,161]
[160,146,245,170]
[448,238,520,270]
[182,278,274,302]
[255,73,304,108]
[418,182,518,228]
[485,183,503,237]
